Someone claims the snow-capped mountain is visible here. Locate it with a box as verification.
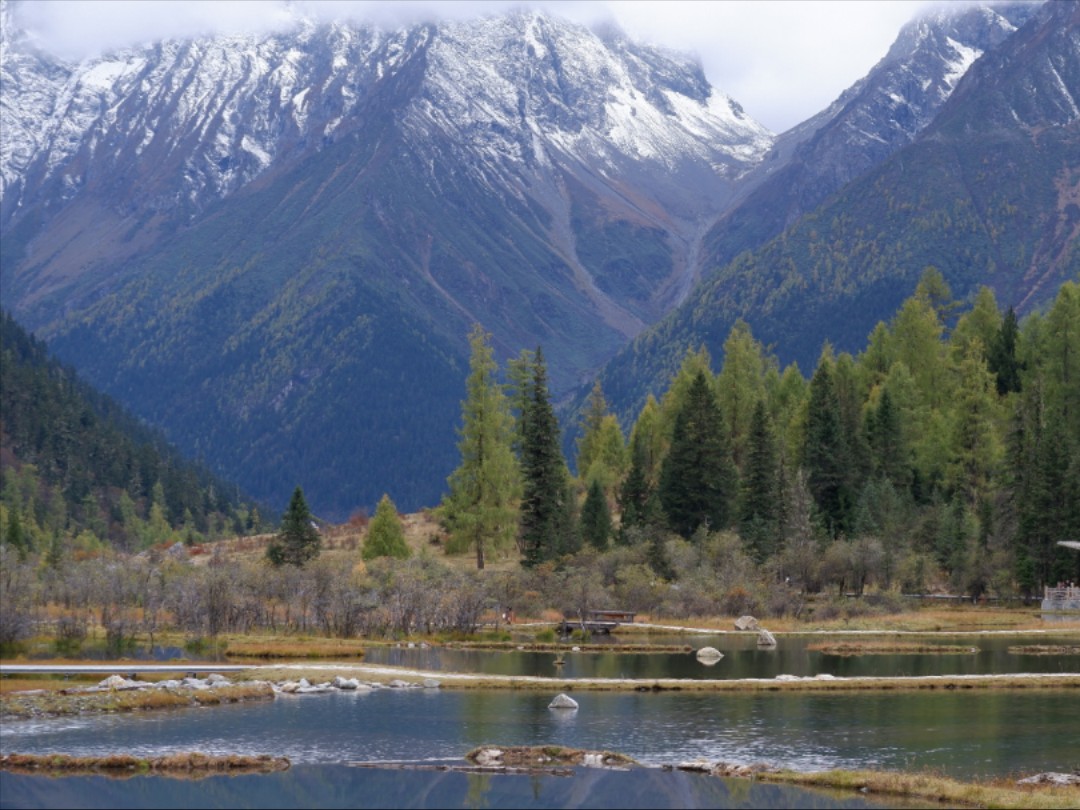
[1,4,769,240]
[1,0,1068,520]
[0,1,775,516]
[704,1,1040,271]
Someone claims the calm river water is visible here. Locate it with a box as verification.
[363,632,1080,679]
[3,632,1078,809]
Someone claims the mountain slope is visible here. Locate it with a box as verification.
[593,0,1079,423]
[703,1,1039,273]
[0,311,258,549]
[0,6,771,516]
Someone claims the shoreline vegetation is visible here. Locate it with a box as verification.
[0,752,290,779]
[2,746,1076,809]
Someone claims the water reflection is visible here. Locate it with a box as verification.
[0,764,911,810]
[364,633,1080,679]
[3,687,1077,780]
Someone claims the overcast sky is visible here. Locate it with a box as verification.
[11,0,948,132]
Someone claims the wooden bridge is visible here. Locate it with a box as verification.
[558,610,637,635]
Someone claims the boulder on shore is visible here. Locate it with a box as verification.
[734,616,760,631]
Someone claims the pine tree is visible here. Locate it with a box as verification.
[575,381,609,477]
[519,347,572,567]
[4,510,28,560]
[716,319,769,471]
[988,306,1021,396]
[803,352,851,538]
[363,494,411,560]
[658,371,738,539]
[866,388,910,491]
[440,325,520,570]
[739,399,780,561]
[267,486,321,567]
[580,478,612,551]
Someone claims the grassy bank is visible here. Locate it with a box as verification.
[0,682,274,720]
[0,752,289,779]
[759,768,1079,809]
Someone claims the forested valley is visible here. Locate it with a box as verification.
[1,273,1079,651]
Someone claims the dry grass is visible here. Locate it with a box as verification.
[222,636,367,659]
[1,683,275,719]
[760,768,1080,809]
[1009,645,1080,655]
[807,641,979,656]
[0,752,289,780]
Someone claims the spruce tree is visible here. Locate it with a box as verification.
[519,347,572,567]
[739,399,780,561]
[580,478,612,551]
[989,306,1021,396]
[803,354,851,538]
[658,371,737,539]
[267,486,321,567]
[440,325,520,570]
[363,494,411,561]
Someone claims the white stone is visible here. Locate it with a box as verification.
[549,693,579,709]
[696,646,724,663]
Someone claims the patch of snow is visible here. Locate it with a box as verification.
[943,36,983,89]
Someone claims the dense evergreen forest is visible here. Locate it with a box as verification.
[0,312,261,555]
[442,272,1080,598]
[1,275,1079,653]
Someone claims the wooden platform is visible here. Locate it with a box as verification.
[558,610,637,635]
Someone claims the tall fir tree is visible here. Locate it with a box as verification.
[738,399,780,561]
[440,325,520,570]
[803,352,851,538]
[519,347,573,567]
[580,478,612,551]
[988,306,1022,396]
[267,486,321,567]
[658,371,738,539]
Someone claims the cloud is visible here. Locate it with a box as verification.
[11,0,937,132]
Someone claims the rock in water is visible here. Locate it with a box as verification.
[757,629,777,647]
[548,693,579,709]
[695,647,724,664]
[734,615,760,631]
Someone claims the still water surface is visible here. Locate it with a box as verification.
[363,632,1080,679]
[0,763,909,810]
[4,687,1077,778]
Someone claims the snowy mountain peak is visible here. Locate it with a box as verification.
[0,6,772,222]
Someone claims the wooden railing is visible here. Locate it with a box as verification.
[1044,586,1080,602]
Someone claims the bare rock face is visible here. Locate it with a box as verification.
[757,629,777,647]
[695,647,724,664]
[548,693,579,709]
[734,616,760,631]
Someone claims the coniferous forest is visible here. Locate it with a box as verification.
[0,312,260,555]
[1,275,1078,650]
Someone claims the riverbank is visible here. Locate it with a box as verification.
[246,663,1080,693]
[0,752,290,779]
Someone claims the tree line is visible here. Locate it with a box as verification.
[437,272,1080,597]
